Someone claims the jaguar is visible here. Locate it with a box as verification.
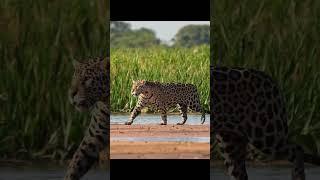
[65,57,109,180]
[126,80,207,125]
[211,66,320,180]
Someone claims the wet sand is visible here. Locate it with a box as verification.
[111,124,209,137]
[110,124,210,159]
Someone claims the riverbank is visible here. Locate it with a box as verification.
[110,124,210,159]
[111,141,209,159]
[110,124,209,137]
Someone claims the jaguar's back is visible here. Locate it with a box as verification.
[211,66,288,141]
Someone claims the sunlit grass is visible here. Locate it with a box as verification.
[111,45,210,113]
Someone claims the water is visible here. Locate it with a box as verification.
[211,165,320,179]
[0,164,109,180]
[111,136,209,142]
[111,114,210,125]
[111,114,210,143]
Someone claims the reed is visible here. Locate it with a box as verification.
[110,45,210,113]
[0,0,108,160]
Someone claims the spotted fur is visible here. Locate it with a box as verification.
[126,80,206,125]
[65,57,109,180]
[64,102,109,180]
[68,57,109,112]
[211,66,320,180]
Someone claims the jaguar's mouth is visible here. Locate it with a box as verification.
[75,103,89,112]
[73,100,90,112]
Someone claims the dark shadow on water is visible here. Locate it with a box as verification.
[0,162,109,180]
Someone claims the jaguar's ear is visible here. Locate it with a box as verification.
[101,57,109,67]
[100,56,108,62]
[72,59,81,68]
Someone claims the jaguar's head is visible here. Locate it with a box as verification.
[131,80,151,97]
[68,57,109,112]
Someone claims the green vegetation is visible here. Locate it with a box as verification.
[111,21,209,48]
[110,45,210,113]
[173,25,210,48]
[211,0,320,158]
[111,21,161,48]
[0,0,108,160]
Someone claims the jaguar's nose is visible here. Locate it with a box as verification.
[71,91,76,98]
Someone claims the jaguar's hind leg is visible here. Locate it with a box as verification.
[250,137,305,180]
[177,104,187,125]
[189,101,205,124]
[273,143,305,180]
[287,144,305,180]
[159,109,167,125]
[216,132,248,180]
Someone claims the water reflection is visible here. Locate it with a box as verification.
[111,114,210,125]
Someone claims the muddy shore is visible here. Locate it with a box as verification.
[110,124,210,159]
[111,124,209,137]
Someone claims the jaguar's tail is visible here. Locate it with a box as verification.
[304,153,320,165]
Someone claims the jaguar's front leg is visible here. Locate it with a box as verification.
[64,102,109,180]
[126,106,141,125]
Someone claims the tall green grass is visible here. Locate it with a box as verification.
[110,45,210,113]
[212,0,320,158]
[0,0,109,160]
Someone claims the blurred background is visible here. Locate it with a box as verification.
[211,0,320,160]
[0,0,108,164]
